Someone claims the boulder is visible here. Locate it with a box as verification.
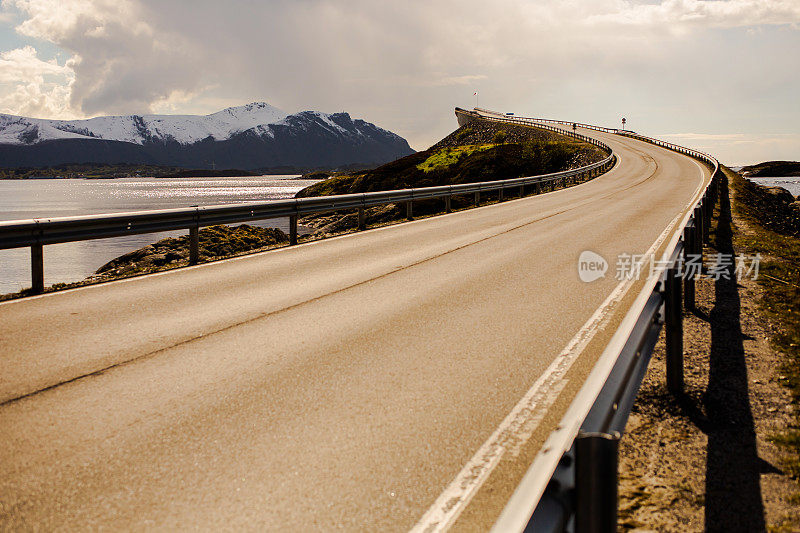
[764,186,795,204]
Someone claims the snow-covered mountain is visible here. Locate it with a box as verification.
[0,103,414,170]
[0,102,289,146]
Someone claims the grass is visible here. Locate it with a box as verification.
[2,118,610,301]
[726,166,800,484]
[296,119,607,199]
[415,144,496,173]
[297,173,358,196]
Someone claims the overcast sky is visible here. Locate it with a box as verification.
[0,0,798,165]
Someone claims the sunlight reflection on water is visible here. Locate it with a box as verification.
[0,175,320,294]
[746,177,800,196]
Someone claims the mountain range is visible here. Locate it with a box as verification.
[0,102,414,171]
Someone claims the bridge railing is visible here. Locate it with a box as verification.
[0,123,615,294]
[1,109,722,530]
[474,110,721,533]
[473,107,619,134]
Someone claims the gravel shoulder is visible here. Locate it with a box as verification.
[618,172,800,531]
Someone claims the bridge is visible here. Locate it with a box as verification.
[0,110,717,531]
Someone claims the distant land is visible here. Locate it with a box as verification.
[741,160,800,177]
[0,102,414,172]
[0,162,379,180]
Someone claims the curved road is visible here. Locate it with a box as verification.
[0,122,711,530]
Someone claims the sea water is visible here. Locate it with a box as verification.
[0,175,319,294]
[747,177,800,197]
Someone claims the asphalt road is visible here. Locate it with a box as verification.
[0,125,711,531]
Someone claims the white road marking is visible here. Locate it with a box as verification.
[411,144,708,533]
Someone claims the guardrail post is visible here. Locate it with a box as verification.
[189,226,200,265]
[519,185,524,198]
[406,201,413,221]
[358,207,366,230]
[694,206,704,262]
[498,186,504,202]
[289,214,298,245]
[683,224,695,309]
[575,431,620,533]
[665,265,684,395]
[703,193,712,243]
[31,243,44,294]
[445,196,452,213]
[474,191,480,206]
[700,196,707,244]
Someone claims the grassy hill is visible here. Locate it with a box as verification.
[295,119,608,234]
[298,120,605,197]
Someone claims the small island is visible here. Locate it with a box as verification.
[741,160,800,177]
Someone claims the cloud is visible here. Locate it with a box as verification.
[658,132,800,166]
[0,0,798,162]
[585,0,800,29]
[0,45,75,117]
[4,0,207,115]
[658,133,750,141]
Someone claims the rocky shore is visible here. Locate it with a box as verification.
[739,182,800,237]
[90,224,288,281]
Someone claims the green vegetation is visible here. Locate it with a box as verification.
[299,173,361,196]
[727,167,800,484]
[454,126,474,142]
[294,118,609,235]
[300,170,334,180]
[297,120,606,197]
[416,144,496,173]
[2,117,610,301]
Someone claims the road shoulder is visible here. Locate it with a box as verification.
[618,168,800,531]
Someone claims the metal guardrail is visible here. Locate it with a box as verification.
[0,108,720,530]
[473,108,620,135]
[457,108,617,145]
[473,107,718,163]
[475,112,721,533]
[0,117,615,294]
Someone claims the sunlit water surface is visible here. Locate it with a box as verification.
[746,177,800,197]
[0,176,319,294]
